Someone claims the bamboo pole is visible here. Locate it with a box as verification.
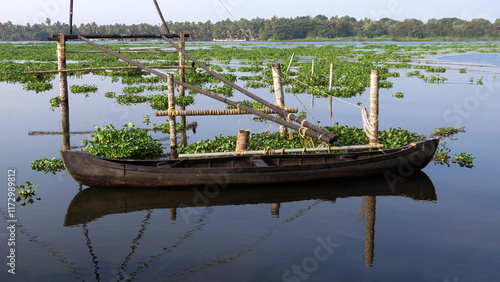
[179,30,188,147]
[47,34,186,41]
[160,35,337,142]
[311,59,315,108]
[78,36,335,143]
[329,63,333,121]
[155,107,298,117]
[272,64,286,136]
[57,33,69,102]
[369,70,379,146]
[24,65,195,74]
[364,196,376,267]
[167,74,178,159]
[69,0,74,34]
[61,101,70,150]
[286,53,295,72]
[179,144,383,158]
[236,130,250,152]
[66,50,179,54]
[153,0,171,34]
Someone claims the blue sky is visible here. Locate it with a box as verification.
[2,0,499,25]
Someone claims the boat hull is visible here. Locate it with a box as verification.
[60,139,439,187]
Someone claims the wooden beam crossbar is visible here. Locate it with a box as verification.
[47,33,189,41]
[24,65,195,74]
[155,107,299,117]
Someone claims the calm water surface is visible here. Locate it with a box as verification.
[1,43,500,281]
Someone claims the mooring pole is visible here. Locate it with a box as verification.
[369,70,379,146]
[61,101,70,150]
[286,53,295,72]
[69,0,74,34]
[167,74,178,159]
[365,196,376,267]
[179,30,187,147]
[272,64,286,136]
[153,0,171,34]
[328,63,333,121]
[58,33,69,102]
[236,130,250,152]
[311,59,315,108]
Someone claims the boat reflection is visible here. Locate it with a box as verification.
[64,171,436,227]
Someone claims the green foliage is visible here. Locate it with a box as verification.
[115,93,149,105]
[453,152,475,168]
[431,126,466,138]
[226,100,265,109]
[49,96,61,110]
[150,122,185,133]
[31,157,65,174]
[392,92,404,98]
[105,92,116,98]
[82,123,164,159]
[149,94,169,110]
[16,181,40,196]
[175,95,195,107]
[23,81,53,93]
[459,68,467,73]
[70,84,98,94]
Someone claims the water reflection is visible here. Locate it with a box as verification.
[64,172,435,226]
[63,172,435,277]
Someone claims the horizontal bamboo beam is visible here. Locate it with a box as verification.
[155,107,298,117]
[24,65,196,74]
[66,50,178,54]
[47,33,189,41]
[179,144,384,158]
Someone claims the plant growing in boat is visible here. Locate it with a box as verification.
[82,123,164,159]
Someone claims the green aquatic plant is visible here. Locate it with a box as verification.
[70,84,98,94]
[453,152,475,168]
[82,123,164,159]
[49,96,61,110]
[31,158,65,174]
[392,92,404,98]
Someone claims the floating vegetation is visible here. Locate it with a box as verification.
[459,68,467,73]
[150,94,169,110]
[16,181,42,206]
[115,93,149,105]
[31,157,65,174]
[453,152,475,168]
[392,92,404,98]
[82,123,164,159]
[105,92,116,98]
[23,81,53,93]
[150,122,185,133]
[122,85,145,94]
[175,95,195,107]
[49,96,61,110]
[70,84,98,94]
[431,126,466,138]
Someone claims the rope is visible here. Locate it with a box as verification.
[263,147,275,155]
[362,107,377,140]
[167,107,178,117]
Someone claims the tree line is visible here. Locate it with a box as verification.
[1,15,499,41]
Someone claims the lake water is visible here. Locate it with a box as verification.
[1,43,500,281]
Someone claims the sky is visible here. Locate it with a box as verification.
[1,0,499,25]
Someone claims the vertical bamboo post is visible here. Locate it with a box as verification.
[286,53,295,72]
[69,0,74,34]
[57,33,68,102]
[178,30,187,147]
[61,101,70,150]
[328,63,333,121]
[364,196,376,267]
[236,130,250,152]
[271,203,280,217]
[271,64,286,136]
[369,70,379,146]
[311,59,315,108]
[167,74,178,159]
[170,208,177,221]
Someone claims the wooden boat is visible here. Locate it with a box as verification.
[60,138,439,188]
[64,171,436,226]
